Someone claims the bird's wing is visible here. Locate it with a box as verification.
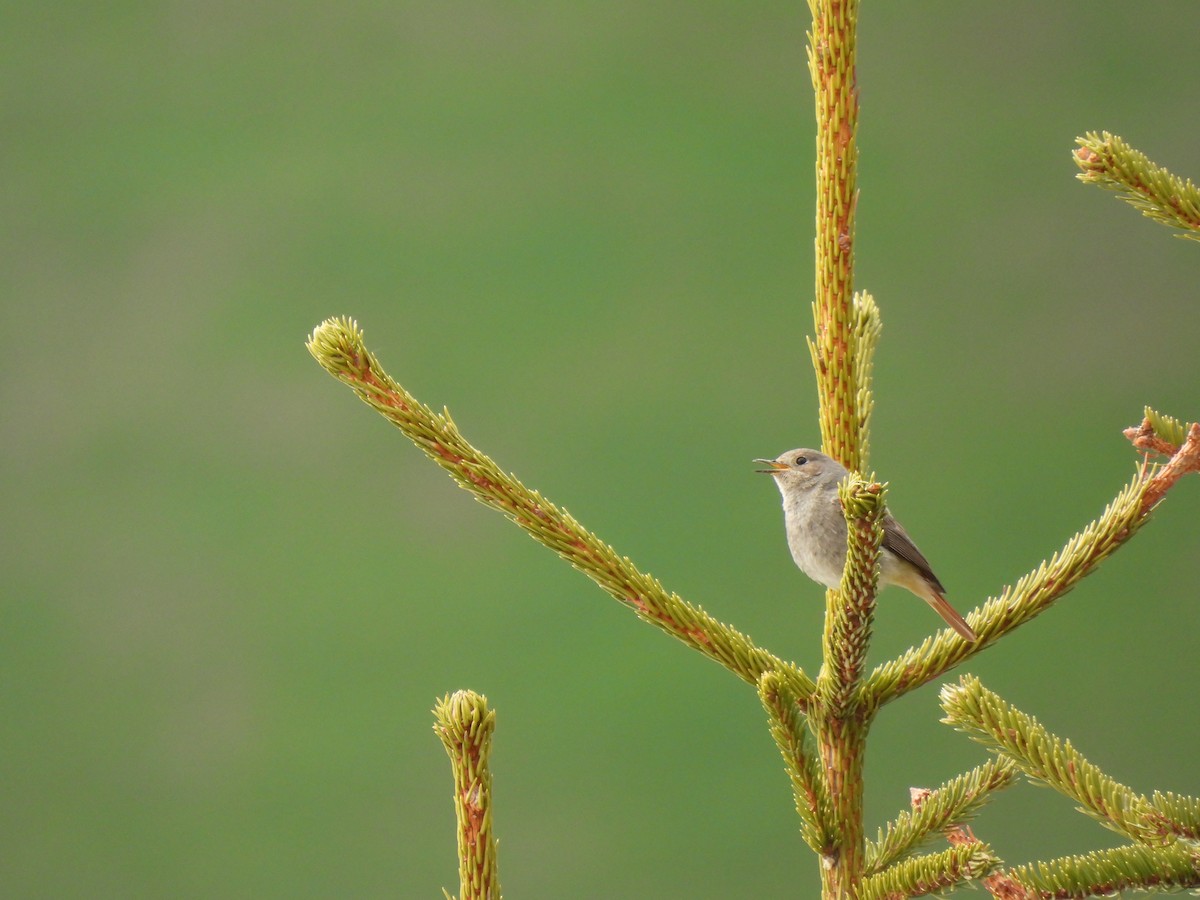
[881,513,946,594]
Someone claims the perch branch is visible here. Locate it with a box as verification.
[867,469,1147,707]
[870,410,1200,706]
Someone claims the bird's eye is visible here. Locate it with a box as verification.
[794,455,808,466]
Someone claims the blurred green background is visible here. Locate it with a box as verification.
[4,2,1198,896]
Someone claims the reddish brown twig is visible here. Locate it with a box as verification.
[1125,418,1200,513]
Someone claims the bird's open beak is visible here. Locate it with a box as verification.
[753,458,786,475]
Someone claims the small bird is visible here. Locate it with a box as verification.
[756,448,977,642]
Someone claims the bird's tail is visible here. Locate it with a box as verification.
[922,591,978,642]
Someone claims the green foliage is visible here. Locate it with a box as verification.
[1009,842,1200,898]
[865,758,1019,875]
[859,844,999,900]
[1144,792,1200,843]
[848,292,881,470]
[808,291,881,473]
[942,676,1150,839]
[942,675,1200,895]
[1075,131,1200,241]
[867,474,1147,707]
[758,672,831,853]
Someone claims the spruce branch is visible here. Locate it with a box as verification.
[433,691,501,900]
[865,759,1019,875]
[1006,842,1200,898]
[940,679,1200,895]
[867,471,1148,706]
[816,475,885,716]
[1074,131,1200,241]
[307,319,814,701]
[940,676,1171,843]
[864,409,1199,708]
[858,843,999,900]
[849,291,880,468]
[758,671,832,853]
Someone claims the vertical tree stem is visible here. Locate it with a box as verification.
[808,3,866,897]
[809,0,862,472]
[816,715,866,898]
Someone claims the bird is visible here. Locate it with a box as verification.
[756,448,977,642]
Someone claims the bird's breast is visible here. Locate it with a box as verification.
[782,491,847,589]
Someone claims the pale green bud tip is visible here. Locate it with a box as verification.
[937,677,973,715]
[433,690,495,743]
[837,475,887,520]
[757,671,783,693]
[306,317,366,374]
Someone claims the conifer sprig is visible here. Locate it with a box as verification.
[433,691,501,900]
[808,291,880,473]
[941,676,1200,853]
[1007,842,1200,898]
[867,413,1199,708]
[307,318,815,701]
[758,672,831,853]
[848,292,880,469]
[941,678,1200,894]
[942,822,1035,899]
[941,676,1152,839]
[865,758,1019,875]
[858,843,999,900]
[1074,131,1200,241]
